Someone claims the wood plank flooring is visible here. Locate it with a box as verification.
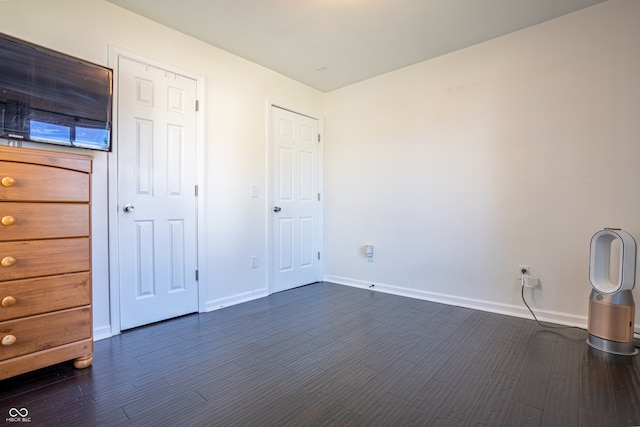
[1,282,640,426]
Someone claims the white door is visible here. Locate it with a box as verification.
[117,56,198,330]
[270,106,321,293]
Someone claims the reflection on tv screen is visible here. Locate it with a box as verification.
[29,120,110,150]
[76,126,109,148]
[29,120,71,144]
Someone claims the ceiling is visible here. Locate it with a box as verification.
[105,0,607,92]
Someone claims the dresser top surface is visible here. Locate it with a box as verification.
[0,146,93,174]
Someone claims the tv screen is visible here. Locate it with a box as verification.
[0,33,112,151]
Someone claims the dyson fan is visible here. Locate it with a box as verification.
[587,228,637,355]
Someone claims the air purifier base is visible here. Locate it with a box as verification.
[587,289,637,356]
[587,334,638,356]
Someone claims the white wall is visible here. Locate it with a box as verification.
[0,0,324,337]
[324,0,640,327]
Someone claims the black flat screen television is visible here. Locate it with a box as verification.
[0,33,113,151]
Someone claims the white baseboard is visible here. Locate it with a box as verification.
[205,288,269,312]
[93,324,113,341]
[324,275,588,329]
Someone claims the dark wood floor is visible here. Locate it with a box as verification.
[1,282,640,426]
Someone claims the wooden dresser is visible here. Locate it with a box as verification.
[0,145,93,380]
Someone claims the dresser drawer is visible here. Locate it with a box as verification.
[0,238,89,282]
[0,203,89,242]
[0,161,90,202]
[0,272,91,322]
[0,306,91,361]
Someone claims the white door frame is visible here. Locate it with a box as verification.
[267,101,324,294]
[107,46,207,335]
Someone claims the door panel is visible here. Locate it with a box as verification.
[271,107,321,293]
[117,56,198,330]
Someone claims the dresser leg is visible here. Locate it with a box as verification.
[73,354,93,369]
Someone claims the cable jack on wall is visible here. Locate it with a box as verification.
[519,266,540,288]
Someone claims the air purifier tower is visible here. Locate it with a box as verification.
[587,228,637,355]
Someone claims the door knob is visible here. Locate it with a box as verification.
[123,203,135,213]
[273,206,282,213]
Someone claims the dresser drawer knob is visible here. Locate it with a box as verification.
[1,216,16,226]
[1,296,16,307]
[1,256,16,267]
[1,177,16,187]
[1,335,16,346]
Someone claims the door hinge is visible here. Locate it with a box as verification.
[318,193,321,201]
[195,185,198,196]
[195,270,199,281]
[318,133,321,143]
[318,252,321,260]
[195,99,200,112]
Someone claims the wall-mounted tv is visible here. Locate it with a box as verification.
[0,33,112,151]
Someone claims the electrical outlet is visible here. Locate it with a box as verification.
[365,245,375,262]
